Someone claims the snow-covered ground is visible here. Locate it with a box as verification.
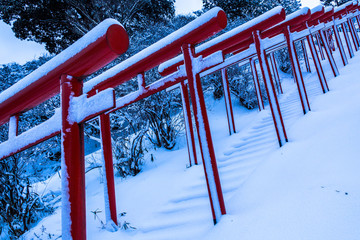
[20,45,360,240]
[201,58,360,240]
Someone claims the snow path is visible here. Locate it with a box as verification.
[200,49,360,240]
[114,68,328,240]
[126,41,352,240]
[22,39,359,240]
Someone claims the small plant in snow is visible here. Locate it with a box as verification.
[121,221,136,230]
[91,208,105,229]
[118,212,136,231]
[32,225,56,239]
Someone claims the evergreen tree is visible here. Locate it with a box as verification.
[0,0,175,53]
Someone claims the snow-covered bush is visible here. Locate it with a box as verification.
[113,129,147,178]
[0,155,53,239]
[110,91,184,177]
[275,48,293,74]
[229,64,266,109]
[203,63,267,110]
[144,92,184,150]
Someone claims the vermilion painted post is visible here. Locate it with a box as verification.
[319,29,339,76]
[312,35,322,64]
[356,15,360,32]
[355,16,360,44]
[268,56,279,95]
[221,68,236,135]
[253,31,288,146]
[356,15,360,29]
[272,54,283,94]
[269,53,283,94]
[181,43,226,224]
[249,58,265,111]
[352,18,360,46]
[333,24,348,66]
[341,22,355,58]
[284,27,311,114]
[306,34,329,93]
[180,81,198,166]
[347,18,359,51]
[315,33,326,60]
[60,74,86,240]
[349,19,360,47]
[301,39,311,72]
[326,29,336,51]
[99,113,118,226]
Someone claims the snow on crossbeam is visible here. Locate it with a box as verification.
[200,46,256,76]
[0,109,61,161]
[311,5,325,16]
[107,51,223,113]
[262,8,311,38]
[158,6,285,76]
[324,3,353,22]
[230,8,311,55]
[0,88,115,161]
[304,5,325,27]
[68,88,115,124]
[318,6,334,23]
[0,19,128,126]
[334,1,353,15]
[83,7,227,95]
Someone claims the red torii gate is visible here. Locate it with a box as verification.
[160,7,323,146]
[0,7,228,238]
[0,19,130,239]
[1,3,360,240]
[159,7,287,145]
[84,7,228,227]
[0,20,129,159]
[318,2,360,67]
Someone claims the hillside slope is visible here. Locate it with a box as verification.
[22,52,360,240]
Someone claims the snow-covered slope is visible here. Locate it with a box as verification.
[201,57,360,240]
[22,49,360,240]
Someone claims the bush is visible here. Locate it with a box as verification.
[113,129,147,178]
[0,155,53,239]
[275,48,293,74]
[144,92,183,150]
